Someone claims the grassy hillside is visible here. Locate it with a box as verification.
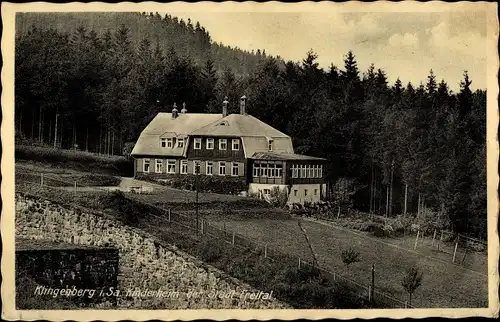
[16,145,133,177]
[16,12,279,76]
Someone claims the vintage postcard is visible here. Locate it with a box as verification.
[1,1,499,320]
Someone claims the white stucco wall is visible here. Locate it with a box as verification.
[248,183,288,197]
[288,184,323,204]
[248,183,324,204]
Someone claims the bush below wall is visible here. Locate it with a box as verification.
[136,173,248,195]
[291,202,458,240]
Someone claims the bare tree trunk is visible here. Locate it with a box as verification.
[72,122,76,150]
[389,160,394,217]
[104,128,107,155]
[41,111,44,143]
[31,109,35,140]
[378,181,383,214]
[369,163,374,213]
[54,113,58,148]
[107,128,110,155]
[48,118,52,145]
[385,186,389,217]
[99,124,102,154]
[60,115,64,149]
[19,108,23,135]
[103,128,107,155]
[417,193,421,216]
[404,184,408,215]
[112,130,115,155]
[373,174,379,213]
[38,105,42,143]
[108,128,111,155]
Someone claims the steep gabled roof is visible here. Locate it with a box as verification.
[131,113,223,157]
[189,113,294,157]
[139,112,223,135]
[251,152,327,161]
[131,112,296,158]
[189,114,289,138]
[241,137,294,158]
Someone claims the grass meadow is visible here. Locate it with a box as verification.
[14,159,488,309]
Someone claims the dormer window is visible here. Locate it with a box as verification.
[232,139,240,151]
[268,139,274,151]
[206,138,214,150]
[177,138,184,148]
[161,138,166,148]
[194,138,201,150]
[219,139,227,150]
[166,138,173,148]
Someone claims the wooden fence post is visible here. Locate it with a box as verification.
[41,173,44,186]
[452,241,458,263]
[168,209,171,223]
[368,285,372,302]
[333,271,336,281]
[298,257,301,269]
[264,244,268,258]
[414,230,420,250]
[440,230,444,241]
[232,232,235,245]
[74,181,77,193]
[371,263,375,302]
[432,229,437,247]
[405,301,408,308]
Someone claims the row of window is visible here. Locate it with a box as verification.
[253,163,283,178]
[261,188,318,196]
[143,159,240,176]
[292,189,318,197]
[193,138,240,151]
[161,138,184,148]
[162,137,275,152]
[291,164,323,179]
[143,159,323,179]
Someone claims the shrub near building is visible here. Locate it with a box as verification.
[137,173,248,195]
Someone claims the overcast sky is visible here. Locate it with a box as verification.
[173,11,488,92]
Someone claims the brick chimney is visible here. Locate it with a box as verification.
[181,102,187,114]
[240,95,247,115]
[172,103,178,119]
[222,96,229,117]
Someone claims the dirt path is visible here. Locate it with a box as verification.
[56,177,169,193]
[117,177,166,190]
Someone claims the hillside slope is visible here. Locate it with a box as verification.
[16,12,279,76]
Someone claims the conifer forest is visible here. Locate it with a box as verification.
[15,12,487,239]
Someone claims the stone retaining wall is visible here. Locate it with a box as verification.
[16,244,119,307]
[15,194,288,309]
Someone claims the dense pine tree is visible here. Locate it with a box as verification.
[15,14,487,239]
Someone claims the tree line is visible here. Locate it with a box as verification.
[15,17,486,238]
